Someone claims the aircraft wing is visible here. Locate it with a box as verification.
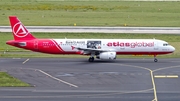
[74,47,111,52]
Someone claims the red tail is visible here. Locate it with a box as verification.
[9,16,36,40]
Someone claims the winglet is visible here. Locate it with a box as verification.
[9,16,36,40]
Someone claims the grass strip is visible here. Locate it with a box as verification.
[0,1,180,26]
[0,72,30,87]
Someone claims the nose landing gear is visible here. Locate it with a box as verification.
[154,58,158,62]
[154,55,158,62]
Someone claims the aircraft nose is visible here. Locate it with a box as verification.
[171,46,175,52]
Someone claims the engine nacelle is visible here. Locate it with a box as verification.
[97,52,116,60]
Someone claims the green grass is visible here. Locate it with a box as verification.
[0,0,180,26]
[0,32,180,58]
[0,72,30,87]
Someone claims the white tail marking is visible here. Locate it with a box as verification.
[13,22,29,38]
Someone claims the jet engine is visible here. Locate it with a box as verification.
[96,52,116,60]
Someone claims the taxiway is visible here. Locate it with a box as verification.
[0,58,180,101]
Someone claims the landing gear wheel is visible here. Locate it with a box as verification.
[153,54,158,62]
[154,58,158,62]
[88,57,94,62]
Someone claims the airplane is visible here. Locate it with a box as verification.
[6,16,175,62]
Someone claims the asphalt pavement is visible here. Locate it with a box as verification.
[0,58,180,101]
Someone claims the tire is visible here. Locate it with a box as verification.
[154,58,158,62]
[88,57,94,62]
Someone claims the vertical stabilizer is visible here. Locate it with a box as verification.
[9,16,36,40]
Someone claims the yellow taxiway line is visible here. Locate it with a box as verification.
[110,63,158,101]
[154,75,178,78]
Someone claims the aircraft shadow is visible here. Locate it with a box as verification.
[75,59,168,64]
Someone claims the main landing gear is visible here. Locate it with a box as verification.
[88,53,95,62]
[88,57,94,62]
[154,55,158,62]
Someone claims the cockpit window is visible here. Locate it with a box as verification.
[163,43,169,46]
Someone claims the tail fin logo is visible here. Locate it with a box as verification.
[13,22,29,38]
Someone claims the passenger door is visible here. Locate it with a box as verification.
[154,41,158,50]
